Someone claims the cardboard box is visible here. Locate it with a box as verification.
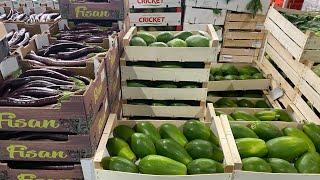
[59,0,124,20]
[184,7,226,25]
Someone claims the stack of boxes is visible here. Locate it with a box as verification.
[127,0,182,31]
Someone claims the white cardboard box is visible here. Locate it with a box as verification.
[129,12,181,26]
[129,0,181,8]
[184,7,226,25]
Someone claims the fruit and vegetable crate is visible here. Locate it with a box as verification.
[208,63,270,91]
[219,115,320,179]
[127,0,182,31]
[1,7,61,34]
[256,51,320,123]
[220,12,267,63]
[59,0,124,20]
[208,90,282,112]
[264,6,320,63]
[121,25,219,119]
[0,162,83,180]
[185,0,270,15]
[258,31,320,123]
[80,107,235,180]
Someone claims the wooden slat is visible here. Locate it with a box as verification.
[224,31,265,40]
[219,55,257,63]
[226,13,266,22]
[121,66,209,82]
[224,21,264,30]
[208,79,270,91]
[122,87,207,101]
[223,39,263,48]
[221,48,260,56]
[122,104,205,118]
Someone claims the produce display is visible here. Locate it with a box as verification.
[24,41,105,67]
[0,9,61,23]
[102,121,225,175]
[54,22,119,43]
[0,68,89,107]
[230,122,320,173]
[213,97,270,108]
[6,28,31,48]
[210,64,264,81]
[217,109,293,122]
[130,31,211,47]
[282,13,320,36]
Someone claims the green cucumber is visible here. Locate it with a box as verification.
[113,125,135,143]
[230,123,259,139]
[135,122,161,143]
[303,123,320,152]
[139,155,187,175]
[231,111,261,121]
[101,156,138,173]
[155,139,192,165]
[242,157,272,172]
[249,122,283,141]
[295,152,320,173]
[106,138,136,162]
[185,139,223,162]
[131,133,156,158]
[183,120,211,141]
[187,158,224,174]
[266,136,308,162]
[254,111,278,121]
[236,138,268,158]
[283,127,316,152]
[267,158,297,173]
[159,123,188,147]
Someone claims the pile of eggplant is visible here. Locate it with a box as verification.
[0,68,90,107]
[25,41,105,67]
[55,22,119,43]
[0,9,60,23]
[6,28,30,48]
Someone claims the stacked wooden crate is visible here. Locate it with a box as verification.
[121,25,219,120]
[220,13,267,63]
[127,0,182,31]
[261,5,320,123]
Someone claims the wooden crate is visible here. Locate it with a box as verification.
[208,63,270,91]
[260,32,320,123]
[185,0,270,14]
[128,0,181,8]
[0,95,109,163]
[257,53,320,123]
[0,42,108,135]
[264,6,320,63]
[219,116,320,180]
[220,12,267,63]
[123,24,219,62]
[0,162,83,180]
[80,108,234,180]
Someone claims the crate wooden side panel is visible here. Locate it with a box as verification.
[123,25,219,62]
[122,104,205,118]
[208,79,270,91]
[225,13,266,22]
[265,6,320,62]
[207,96,265,103]
[224,31,265,40]
[223,39,263,48]
[219,54,258,63]
[224,21,264,30]
[221,48,260,56]
[0,163,83,180]
[221,118,320,180]
[89,109,234,180]
[121,66,210,82]
[122,87,207,101]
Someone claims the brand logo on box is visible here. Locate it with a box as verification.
[139,15,165,24]
[7,145,67,159]
[137,0,163,5]
[0,112,59,129]
[17,173,72,180]
[74,6,120,19]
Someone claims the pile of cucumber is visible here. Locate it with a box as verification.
[231,122,320,173]
[213,97,269,108]
[210,64,264,81]
[102,121,224,175]
[216,110,293,122]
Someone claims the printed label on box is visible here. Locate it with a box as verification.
[221,55,233,62]
[270,87,284,101]
[0,56,19,79]
[252,40,262,48]
[35,34,50,50]
[255,23,264,30]
[129,12,181,26]
[129,0,181,8]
